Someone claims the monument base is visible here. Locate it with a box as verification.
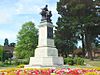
[29,56,63,66]
[25,65,67,69]
[24,46,64,68]
[25,56,63,68]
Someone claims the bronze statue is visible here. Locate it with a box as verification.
[40,5,52,23]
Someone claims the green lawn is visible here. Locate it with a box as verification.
[84,58,100,67]
[0,58,100,70]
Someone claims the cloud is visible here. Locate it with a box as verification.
[0,12,12,24]
[0,5,16,24]
[15,0,49,15]
[18,0,48,4]
[16,4,41,15]
[48,3,58,15]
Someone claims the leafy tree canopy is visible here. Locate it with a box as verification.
[0,45,3,61]
[15,21,38,59]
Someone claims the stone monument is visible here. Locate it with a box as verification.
[26,5,63,67]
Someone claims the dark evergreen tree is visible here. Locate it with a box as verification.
[56,0,100,59]
[55,0,79,57]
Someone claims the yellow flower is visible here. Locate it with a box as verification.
[7,71,16,75]
[51,73,56,75]
[85,72,98,75]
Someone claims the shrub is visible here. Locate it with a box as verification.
[0,62,4,66]
[74,57,84,65]
[64,57,74,65]
[64,58,67,64]
[15,58,29,65]
[64,57,84,65]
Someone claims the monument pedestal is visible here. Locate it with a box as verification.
[29,57,63,66]
[25,21,63,68]
[29,45,63,66]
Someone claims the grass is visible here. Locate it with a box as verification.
[0,58,100,70]
[84,58,100,67]
[0,61,16,69]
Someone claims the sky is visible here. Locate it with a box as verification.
[0,0,60,45]
[0,0,82,47]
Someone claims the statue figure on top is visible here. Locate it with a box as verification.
[40,5,52,23]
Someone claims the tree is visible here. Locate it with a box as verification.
[55,0,79,57]
[2,51,13,63]
[56,0,100,59]
[80,0,100,60]
[15,21,38,59]
[0,45,3,61]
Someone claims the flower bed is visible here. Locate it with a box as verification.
[0,67,100,75]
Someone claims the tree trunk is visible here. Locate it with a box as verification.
[81,33,85,57]
[85,30,93,60]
